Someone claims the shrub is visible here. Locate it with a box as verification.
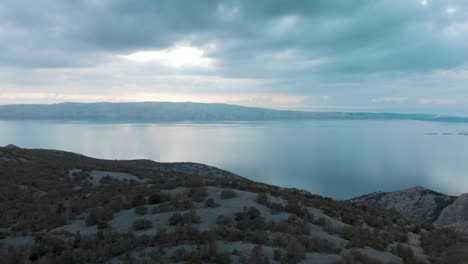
[97,221,108,230]
[148,193,162,204]
[154,228,170,244]
[284,199,308,218]
[86,207,113,226]
[338,251,385,264]
[251,230,269,244]
[215,252,231,264]
[235,207,265,230]
[302,237,339,254]
[218,227,243,242]
[171,248,189,262]
[314,217,329,228]
[255,193,268,204]
[204,198,220,208]
[271,233,289,247]
[216,214,233,226]
[134,205,148,215]
[169,196,195,210]
[248,245,265,263]
[136,234,152,247]
[168,213,182,226]
[272,215,310,235]
[132,219,153,230]
[152,203,172,213]
[186,187,208,202]
[131,194,146,207]
[168,210,201,226]
[421,228,468,263]
[286,238,306,263]
[273,249,282,262]
[148,248,163,262]
[391,244,421,264]
[220,190,236,200]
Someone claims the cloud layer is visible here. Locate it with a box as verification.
[0,0,467,113]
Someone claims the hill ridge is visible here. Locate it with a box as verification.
[1,101,468,123]
[1,146,467,263]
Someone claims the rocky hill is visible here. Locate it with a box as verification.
[1,146,468,263]
[434,194,468,234]
[351,186,468,238]
[350,187,458,225]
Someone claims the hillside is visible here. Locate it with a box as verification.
[352,187,468,237]
[351,187,458,224]
[0,102,468,122]
[1,146,468,263]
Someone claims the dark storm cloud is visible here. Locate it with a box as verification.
[0,0,466,72]
[0,0,468,112]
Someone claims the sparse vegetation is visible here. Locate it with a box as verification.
[421,228,468,264]
[1,147,466,263]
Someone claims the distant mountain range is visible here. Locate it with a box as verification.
[0,102,468,122]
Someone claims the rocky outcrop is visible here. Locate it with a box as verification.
[435,193,468,233]
[351,186,457,224]
[352,186,468,236]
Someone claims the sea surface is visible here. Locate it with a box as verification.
[1,119,468,199]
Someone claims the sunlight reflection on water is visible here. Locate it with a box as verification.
[1,119,468,199]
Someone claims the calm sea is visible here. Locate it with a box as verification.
[1,119,468,199]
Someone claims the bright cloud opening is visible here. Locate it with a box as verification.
[121,45,215,68]
[446,6,457,15]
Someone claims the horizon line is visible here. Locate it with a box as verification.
[0,100,466,118]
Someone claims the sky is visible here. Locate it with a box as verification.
[0,0,467,114]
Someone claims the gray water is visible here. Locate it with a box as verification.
[1,119,468,199]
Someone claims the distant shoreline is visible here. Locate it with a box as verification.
[0,101,468,123]
[424,132,468,136]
